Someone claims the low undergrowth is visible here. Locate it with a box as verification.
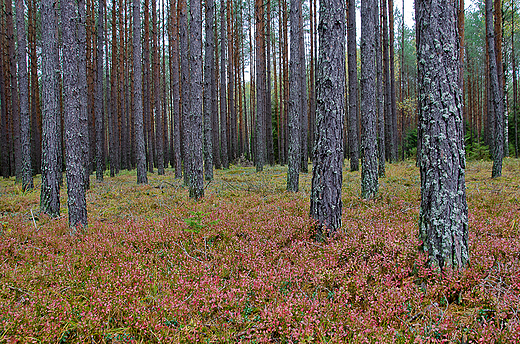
[0,159,519,343]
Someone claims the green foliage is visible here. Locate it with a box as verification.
[183,211,220,233]
[403,128,418,159]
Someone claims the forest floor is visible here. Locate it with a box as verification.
[0,159,519,343]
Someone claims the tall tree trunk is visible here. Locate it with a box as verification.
[382,0,394,162]
[62,0,88,229]
[514,2,519,158]
[226,0,236,162]
[16,0,33,190]
[287,0,303,192]
[189,0,204,199]
[361,0,379,200]
[133,0,148,183]
[28,0,41,175]
[5,0,21,180]
[388,0,398,161]
[376,0,385,176]
[417,0,468,270]
[180,0,191,183]
[96,0,105,181]
[310,0,346,237]
[219,0,229,168]
[204,0,215,180]
[308,0,316,163]
[40,0,61,217]
[255,0,266,172]
[487,0,504,177]
[171,0,182,178]
[78,0,90,189]
[266,0,274,166]
[152,0,164,175]
[347,0,359,171]
[299,4,308,173]
[144,0,154,173]
[212,18,221,169]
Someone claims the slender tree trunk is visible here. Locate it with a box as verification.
[171,0,182,178]
[310,0,346,237]
[96,0,105,181]
[5,0,21,180]
[266,0,274,166]
[487,0,504,177]
[287,0,302,192]
[152,0,164,175]
[78,0,90,189]
[16,0,33,190]
[416,0,468,270]
[220,0,229,169]
[376,0,385,177]
[255,0,266,172]
[309,0,316,163]
[188,0,204,199]
[299,4,308,173]
[388,0,398,161]
[360,0,379,200]
[514,2,519,158]
[28,0,41,175]
[382,0,394,162]
[143,0,154,173]
[204,0,215,180]
[347,0,359,171]
[40,0,61,217]
[133,0,148,183]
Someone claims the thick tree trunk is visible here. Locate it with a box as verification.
[360,0,378,200]
[486,0,504,177]
[133,0,148,183]
[204,0,215,180]
[16,0,33,191]
[40,0,61,217]
[347,0,359,171]
[287,0,303,192]
[416,0,469,270]
[62,0,88,229]
[310,0,345,237]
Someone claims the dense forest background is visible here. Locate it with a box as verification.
[0,0,518,184]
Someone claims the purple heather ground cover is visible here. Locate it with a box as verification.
[0,159,519,343]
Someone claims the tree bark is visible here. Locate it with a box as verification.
[188,0,204,199]
[204,0,215,180]
[5,0,21,180]
[219,0,229,169]
[62,0,88,229]
[299,4,308,173]
[486,0,504,177]
[16,0,33,191]
[360,0,378,200]
[310,0,345,237]
[133,0,148,183]
[78,0,90,189]
[255,0,266,172]
[96,0,105,181]
[416,0,469,270]
[287,0,303,192]
[376,0,385,177]
[347,0,359,171]
[152,0,164,175]
[40,0,61,217]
